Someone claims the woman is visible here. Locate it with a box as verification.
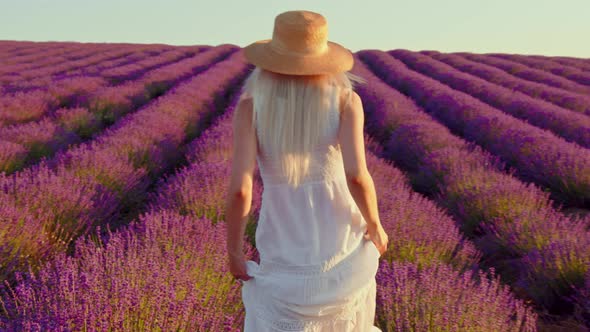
[225,10,388,331]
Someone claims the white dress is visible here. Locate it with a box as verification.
[241,84,382,332]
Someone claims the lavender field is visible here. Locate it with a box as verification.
[0,41,589,331]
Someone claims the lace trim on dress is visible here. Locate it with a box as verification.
[251,278,376,331]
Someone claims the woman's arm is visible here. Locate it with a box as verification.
[338,90,381,231]
[225,95,256,259]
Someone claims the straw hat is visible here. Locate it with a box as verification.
[243,10,354,75]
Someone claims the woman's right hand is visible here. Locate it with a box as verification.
[364,222,388,256]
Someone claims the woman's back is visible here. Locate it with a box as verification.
[254,84,374,266]
[241,83,382,331]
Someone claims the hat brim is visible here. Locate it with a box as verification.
[242,39,353,76]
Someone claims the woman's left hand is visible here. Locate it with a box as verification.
[228,251,253,281]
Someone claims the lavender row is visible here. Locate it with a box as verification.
[535,55,590,73]
[0,84,255,331]
[389,49,590,148]
[354,52,589,323]
[0,41,47,54]
[0,41,122,65]
[423,51,590,116]
[0,78,260,331]
[0,209,249,331]
[0,46,232,173]
[0,41,49,59]
[5,46,199,93]
[1,43,168,79]
[1,47,158,93]
[359,50,590,207]
[0,44,142,88]
[153,93,262,228]
[459,53,590,95]
[0,50,207,164]
[489,53,590,86]
[93,48,197,84]
[0,78,106,126]
[1,48,131,88]
[0,45,214,128]
[0,47,143,124]
[0,41,131,60]
[85,44,232,126]
[375,261,537,331]
[0,43,114,74]
[0,51,249,287]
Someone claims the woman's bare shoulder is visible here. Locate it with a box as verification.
[234,92,254,124]
[239,91,253,102]
[338,88,361,114]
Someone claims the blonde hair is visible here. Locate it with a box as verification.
[241,66,366,188]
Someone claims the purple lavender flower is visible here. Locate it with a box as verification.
[375,260,538,331]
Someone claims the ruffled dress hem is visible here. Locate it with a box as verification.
[241,238,382,332]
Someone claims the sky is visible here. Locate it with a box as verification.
[1,0,589,58]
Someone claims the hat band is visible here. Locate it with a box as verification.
[269,38,328,56]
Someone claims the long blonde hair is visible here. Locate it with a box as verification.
[241,66,366,188]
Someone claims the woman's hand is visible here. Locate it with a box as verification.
[228,251,253,281]
[364,222,388,256]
